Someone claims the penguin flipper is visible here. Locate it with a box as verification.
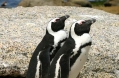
[39,46,51,78]
[60,54,70,78]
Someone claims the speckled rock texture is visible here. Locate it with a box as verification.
[104,0,119,6]
[18,0,91,7]
[0,6,119,78]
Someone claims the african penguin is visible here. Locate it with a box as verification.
[26,15,69,78]
[48,18,96,78]
[69,18,96,78]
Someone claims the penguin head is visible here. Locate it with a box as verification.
[70,18,96,36]
[47,15,69,33]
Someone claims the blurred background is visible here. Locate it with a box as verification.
[0,0,119,15]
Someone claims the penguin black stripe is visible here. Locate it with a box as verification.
[70,42,92,67]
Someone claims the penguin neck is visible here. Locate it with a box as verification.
[46,29,67,47]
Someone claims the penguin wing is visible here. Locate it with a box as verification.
[39,46,51,78]
[26,46,51,78]
[60,54,70,78]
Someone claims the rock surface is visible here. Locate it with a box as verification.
[0,6,119,78]
[104,0,119,6]
[18,0,91,7]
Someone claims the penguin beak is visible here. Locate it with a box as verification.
[90,18,96,23]
[54,15,69,22]
[59,15,70,22]
[85,18,96,24]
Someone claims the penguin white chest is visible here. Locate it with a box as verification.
[69,46,90,78]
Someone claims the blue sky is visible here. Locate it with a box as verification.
[0,0,21,8]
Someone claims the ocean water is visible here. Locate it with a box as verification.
[0,0,21,8]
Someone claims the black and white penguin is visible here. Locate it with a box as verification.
[48,18,96,78]
[69,18,96,78]
[26,15,69,78]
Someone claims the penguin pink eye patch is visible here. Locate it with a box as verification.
[54,18,60,22]
[78,21,85,25]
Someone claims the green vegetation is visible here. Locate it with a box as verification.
[90,0,107,6]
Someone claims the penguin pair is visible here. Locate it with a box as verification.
[26,15,70,78]
[48,19,96,78]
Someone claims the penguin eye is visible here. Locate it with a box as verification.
[78,20,85,25]
[80,21,86,24]
[82,21,85,23]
